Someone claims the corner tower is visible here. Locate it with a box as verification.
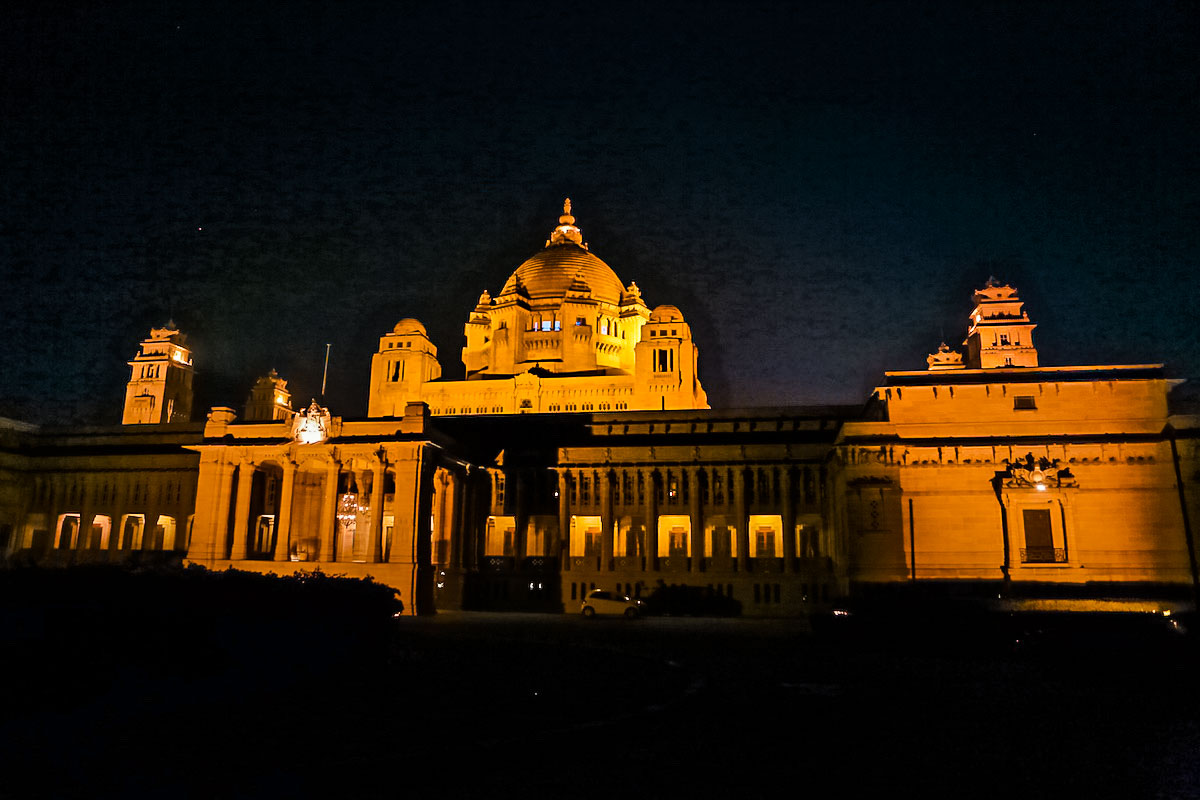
[633,305,707,410]
[122,323,194,424]
[964,278,1039,369]
[368,318,442,417]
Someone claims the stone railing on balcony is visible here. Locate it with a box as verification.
[613,555,643,571]
[1020,547,1067,564]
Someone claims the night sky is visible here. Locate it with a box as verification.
[2,1,1196,424]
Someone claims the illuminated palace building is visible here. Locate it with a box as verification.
[1,202,1197,615]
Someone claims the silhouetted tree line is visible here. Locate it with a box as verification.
[642,580,743,616]
[0,564,403,714]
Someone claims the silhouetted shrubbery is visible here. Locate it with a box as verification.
[0,562,402,620]
[0,564,404,713]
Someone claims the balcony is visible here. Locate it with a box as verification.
[483,556,515,572]
[569,555,602,571]
[613,555,643,571]
[660,555,690,572]
[1020,547,1067,564]
[753,556,785,574]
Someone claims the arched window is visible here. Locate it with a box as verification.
[56,514,79,549]
[120,514,144,550]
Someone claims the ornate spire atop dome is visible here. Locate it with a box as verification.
[547,197,587,249]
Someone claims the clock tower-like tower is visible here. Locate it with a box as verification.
[122,323,195,424]
[964,279,1039,369]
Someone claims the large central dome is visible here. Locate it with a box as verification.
[499,199,626,305]
[504,244,626,304]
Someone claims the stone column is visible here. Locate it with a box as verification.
[142,476,163,552]
[319,460,339,562]
[783,466,797,572]
[434,470,449,562]
[229,462,256,561]
[179,468,199,554]
[440,469,458,560]
[600,470,614,572]
[414,454,438,614]
[77,475,94,552]
[644,468,658,572]
[735,467,749,573]
[451,468,468,570]
[473,470,487,570]
[46,478,61,552]
[689,466,703,574]
[513,468,528,560]
[209,462,236,558]
[366,458,385,563]
[106,476,122,555]
[273,459,297,561]
[558,469,571,570]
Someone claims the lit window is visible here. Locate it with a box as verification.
[755,527,776,557]
[654,348,674,373]
[1020,509,1064,563]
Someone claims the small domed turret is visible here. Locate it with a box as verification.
[393,318,427,336]
[648,305,685,323]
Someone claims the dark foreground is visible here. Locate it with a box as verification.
[2,567,1197,799]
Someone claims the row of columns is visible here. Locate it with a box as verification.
[551,465,810,573]
[210,456,394,563]
[33,471,196,553]
[559,465,820,514]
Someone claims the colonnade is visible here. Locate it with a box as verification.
[29,470,196,555]
[495,463,827,575]
[195,451,417,565]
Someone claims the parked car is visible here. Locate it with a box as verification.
[581,589,644,618]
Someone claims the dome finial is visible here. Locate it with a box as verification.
[548,197,585,247]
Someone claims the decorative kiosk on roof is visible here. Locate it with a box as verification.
[244,369,293,422]
[922,278,1039,371]
[368,200,708,416]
